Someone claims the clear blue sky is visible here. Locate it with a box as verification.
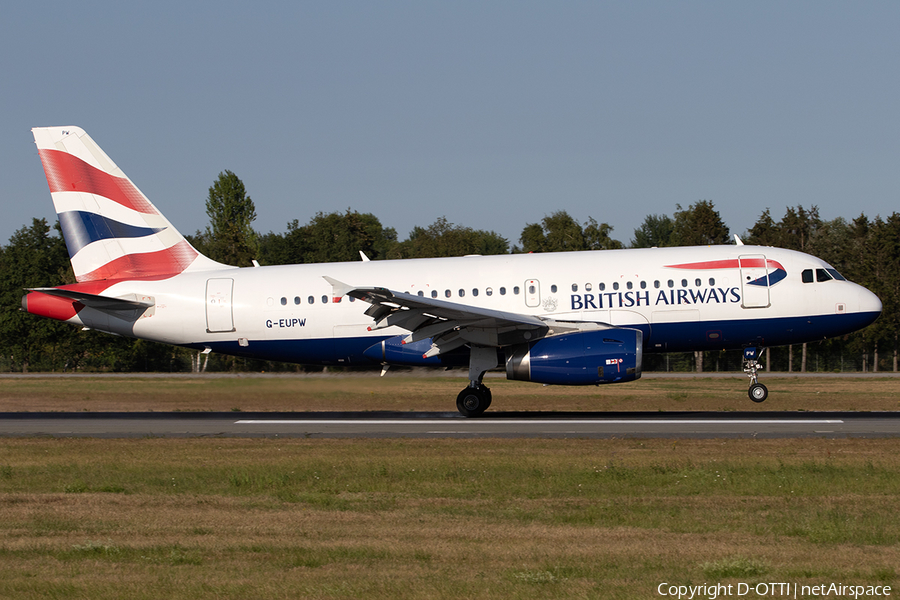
[3,2,898,249]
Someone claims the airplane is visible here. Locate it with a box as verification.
[22,126,882,416]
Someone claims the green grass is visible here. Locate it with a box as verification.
[1,373,899,412]
[1,437,900,599]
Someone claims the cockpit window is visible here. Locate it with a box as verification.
[803,267,846,283]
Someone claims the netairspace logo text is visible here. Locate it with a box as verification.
[657,582,892,599]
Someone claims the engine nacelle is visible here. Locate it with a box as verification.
[505,328,642,385]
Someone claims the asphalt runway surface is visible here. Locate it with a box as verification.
[1,411,899,438]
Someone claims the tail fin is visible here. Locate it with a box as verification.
[32,127,227,282]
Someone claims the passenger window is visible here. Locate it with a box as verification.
[513,286,520,295]
[529,285,536,294]
[640,281,646,289]
[695,279,701,287]
[308,296,314,304]
[280,297,287,306]
[816,269,832,282]
[599,283,606,291]
[585,283,592,292]
[321,295,328,304]
[550,285,558,293]
[681,279,688,287]
[709,278,715,286]
[571,283,578,292]
[486,288,493,296]
[294,296,301,305]
[417,291,424,297]
[626,281,633,290]
[668,280,674,288]
[801,269,814,284]
[472,288,479,297]
[613,282,619,291]
[459,289,465,297]
[445,290,451,298]
[654,280,660,289]
[432,290,438,298]
[500,287,507,295]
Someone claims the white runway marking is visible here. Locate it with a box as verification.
[235,419,844,425]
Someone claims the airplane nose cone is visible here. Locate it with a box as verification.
[858,287,882,327]
[862,288,883,314]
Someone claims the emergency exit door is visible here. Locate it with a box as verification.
[524,279,541,308]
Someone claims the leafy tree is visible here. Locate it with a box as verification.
[198,170,259,266]
[745,205,821,251]
[780,205,821,252]
[631,214,676,248]
[672,200,730,246]
[0,219,79,371]
[259,210,398,265]
[583,218,624,250]
[744,208,781,247]
[517,211,622,253]
[397,217,508,258]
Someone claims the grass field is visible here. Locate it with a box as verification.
[2,438,900,599]
[1,375,899,599]
[0,372,898,413]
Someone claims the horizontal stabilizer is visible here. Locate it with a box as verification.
[26,287,154,311]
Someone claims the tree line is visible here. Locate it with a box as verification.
[1,171,896,373]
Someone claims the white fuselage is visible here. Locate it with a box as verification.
[63,245,882,367]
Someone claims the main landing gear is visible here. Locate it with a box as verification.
[456,385,492,418]
[456,345,498,417]
[743,347,768,403]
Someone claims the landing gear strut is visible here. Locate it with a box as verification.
[456,345,498,417]
[743,347,768,403]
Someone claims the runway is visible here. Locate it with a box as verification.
[1,411,899,438]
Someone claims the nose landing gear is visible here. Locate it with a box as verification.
[743,347,768,403]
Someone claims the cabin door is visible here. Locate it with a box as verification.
[206,278,235,333]
[738,255,771,309]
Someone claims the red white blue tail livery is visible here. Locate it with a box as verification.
[32,127,224,282]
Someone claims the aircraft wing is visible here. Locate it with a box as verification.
[324,276,551,356]
[324,276,615,358]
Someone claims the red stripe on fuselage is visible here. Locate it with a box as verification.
[76,239,198,282]
[665,258,785,271]
[38,149,157,215]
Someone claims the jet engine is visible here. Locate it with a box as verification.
[504,328,642,385]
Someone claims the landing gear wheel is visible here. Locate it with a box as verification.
[749,383,768,403]
[456,386,490,417]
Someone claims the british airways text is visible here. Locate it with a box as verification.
[571,287,741,310]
